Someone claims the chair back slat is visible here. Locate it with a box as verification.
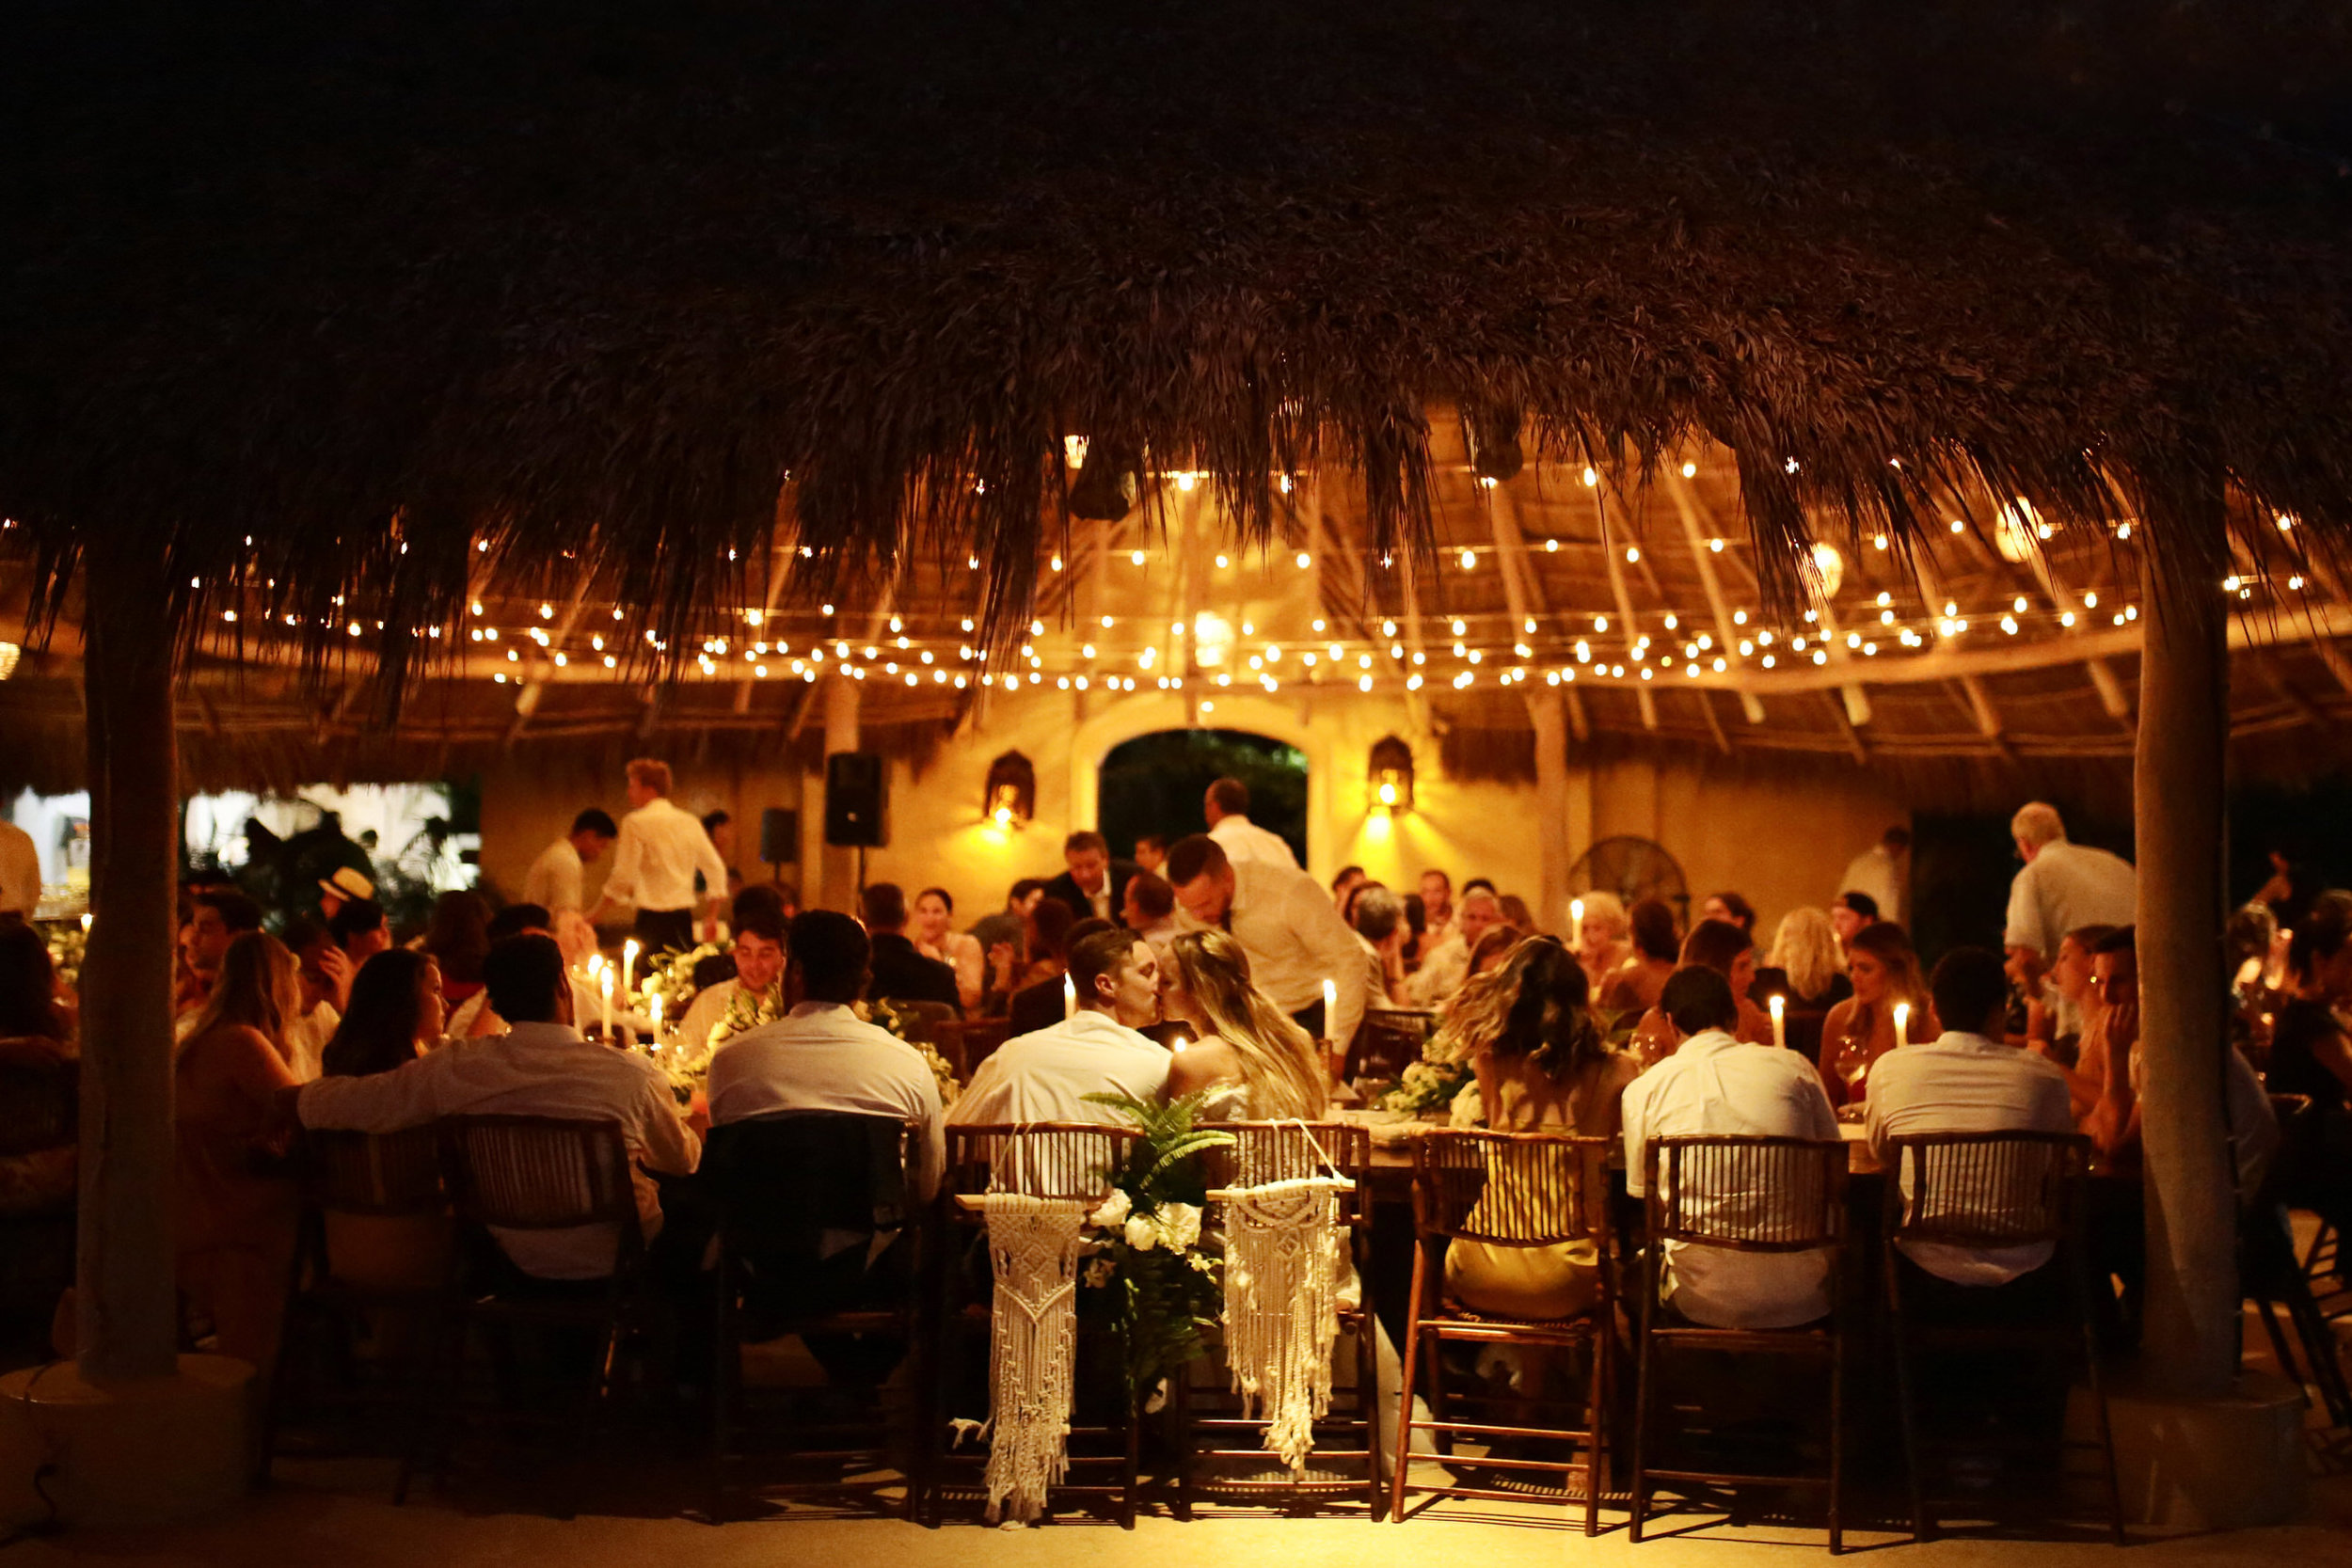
[438,1116,636,1230]
[0,1049,76,1156]
[1204,1121,1372,1226]
[1883,1131,2087,1249]
[706,1111,917,1242]
[303,1126,445,1215]
[946,1122,1137,1204]
[1412,1129,1610,1247]
[1346,1009,1438,1081]
[1646,1134,1847,1251]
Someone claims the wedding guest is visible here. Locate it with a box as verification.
[0,925,76,1224]
[420,891,492,1010]
[1134,834,1170,877]
[1598,897,1678,1015]
[1629,917,1771,1063]
[323,949,445,1079]
[1820,921,1939,1109]
[328,897,392,963]
[1419,871,1456,951]
[951,926,1172,1125]
[1408,889,1502,1008]
[970,878,1048,983]
[1160,928,1328,1120]
[1462,878,1498,902]
[1464,925,1520,987]
[1331,865,1368,912]
[1007,917,1107,1037]
[1757,907,1851,1012]
[278,918,345,1082]
[447,903,607,1038]
[585,757,730,952]
[675,889,788,1061]
[523,808,618,915]
[1701,892,1756,935]
[1353,884,1412,1006]
[0,923,70,1046]
[1497,893,1535,936]
[2021,922,2117,1076]
[1445,937,1639,1319]
[176,888,263,1036]
[1042,830,1138,925]
[1203,777,1299,870]
[1838,826,1911,928]
[1573,891,1631,987]
[1120,871,1190,960]
[707,911,945,1193]
[0,816,39,919]
[176,932,304,1369]
[2004,801,2137,970]
[1011,898,1076,994]
[294,934,700,1282]
[913,887,986,1014]
[862,882,961,1013]
[1622,966,1840,1329]
[316,867,375,924]
[1167,834,1367,1049]
[698,811,737,900]
[1829,890,1879,954]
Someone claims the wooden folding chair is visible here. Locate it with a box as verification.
[1177,1120,1382,1518]
[1345,1009,1438,1084]
[1392,1130,1614,1534]
[924,1121,1142,1527]
[1631,1134,1849,1552]
[2245,1098,2351,1429]
[1881,1130,2123,1544]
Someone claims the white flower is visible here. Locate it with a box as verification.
[1186,1252,1217,1275]
[1156,1203,1203,1250]
[1123,1214,1159,1252]
[1083,1257,1115,1288]
[1089,1189,1131,1229]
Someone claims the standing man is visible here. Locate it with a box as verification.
[1043,830,1137,925]
[1166,834,1366,1051]
[1838,826,1912,928]
[1829,890,1880,955]
[1202,777,1299,870]
[0,813,40,919]
[524,808,618,915]
[1133,834,1170,877]
[2003,801,2137,978]
[586,757,729,955]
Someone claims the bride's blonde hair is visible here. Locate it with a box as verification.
[1163,928,1327,1118]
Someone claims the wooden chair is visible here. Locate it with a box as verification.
[412,1116,651,1497]
[705,1111,928,1519]
[1177,1120,1382,1518]
[883,999,960,1039]
[2247,1098,2352,1429]
[1392,1130,1615,1533]
[262,1125,449,1497]
[1631,1134,1850,1552]
[1880,1131,2122,1543]
[1345,1009,1437,1084]
[925,1122,1142,1527]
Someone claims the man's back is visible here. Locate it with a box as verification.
[1209,814,1298,870]
[866,932,961,1012]
[948,1011,1170,1126]
[2005,841,2137,958]
[707,1001,946,1194]
[523,837,584,912]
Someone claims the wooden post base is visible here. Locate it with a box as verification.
[2093,1370,2307,1528]
[0,1354,252,1530]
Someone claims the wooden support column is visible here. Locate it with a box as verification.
[77,552,182,1381]
[816,671,862,912]
[2134,479,2238,1398]
[1529,689,1573,934]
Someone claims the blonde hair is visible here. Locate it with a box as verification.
[1576,891,1627,939]
[626,756,674,795]
[1164,929,1327,1119]
[186,931,302,1061]
[2010,800,2066,849]
[1766,907,1847,1000]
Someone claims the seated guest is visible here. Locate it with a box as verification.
[1630,917,1772,1062]
[328,896,392,964]
[950,926,1172,1125]
[1573,890,1632,989]
[1121,870,1190,960]
[1598,897,1679,1015]
[1007,916,1110,1037]
[1867,947,2074,1286]
[987,897,1074,1021]
[1133,834,1170,877]
[1702,892,1756,935]
[1331,865,1368,911]
[1407,888,1502,1008]
[1168,835,1367,1049]
[1496,894,1535,936]
[2022,922,2117,1080]
[1462,877,1498,901]
[176,888,264,1037]
[1622,967,1841,1329]
[1830,890,1880,955]
[420,892,492,1009]
[912,887,986,1014]
[861,882,961,1014]
[1463,925,1521,988]
[970,878,1047,969]
[0,925,77,1224]
[1446,937,1640,1318]
[1756,907,1851,1013]
[294,934,700,1281]
[176,932,304,1369]
[675,887,788,1059]
[279,918,346,1083]
[1353,884,1412,1006]
[323,950,446,1079]
[1042,830,1138,926]
[1820,920,1938,1109]
[707,911,946,1195]
[1161,928,1329,1119]
[448,902,606,1038]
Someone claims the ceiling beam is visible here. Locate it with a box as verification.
[1664,467,1768,725]
[1592,483,1658,731]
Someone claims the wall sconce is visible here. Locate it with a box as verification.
[1369,736,1415,815]
[983,750,1036,828]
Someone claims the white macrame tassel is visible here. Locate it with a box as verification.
[981,1194,1089,1524]
[1221,1178,1346,1474]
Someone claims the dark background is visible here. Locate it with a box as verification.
[1097,730,1309,867]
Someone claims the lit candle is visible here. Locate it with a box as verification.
[1063,974,1076,1019]
[648,991,663,1046]
[1569,897,1584,948]
[79,912,92,933]
[1321,977,1337,1032]
[622,938,641,999]
[599,966,614,1038]
[1769,993,1787,1052]
[1893,1002,1910,1050]
[1171,1036,1189,1054]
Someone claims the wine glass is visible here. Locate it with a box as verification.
[1833,1029,1871,1117]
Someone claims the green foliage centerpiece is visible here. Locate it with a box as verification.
[1077,1090,1232,1404]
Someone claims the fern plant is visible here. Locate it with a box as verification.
[1078,1089,1234,1402]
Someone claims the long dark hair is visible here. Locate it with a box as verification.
[0,923,67,1040]
[1438,935,1608,1085]
[324,949,435,1078]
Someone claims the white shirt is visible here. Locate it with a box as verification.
[707,1002,946,1197]
[947,1010,1171,1128]
[2126,1044,2279,1205]
[601,797,728,916]
[676,977,741,1063]
[288,1002,340,1084]
[1623,1029,1842,1328]
[2004,841,2137,959]
[1134,910,1201,966]
[296,1021,699,1279]
[1406,931,1470,1008]
[1866,1031,2074,1285]
[1838,843,1906,926]
[523,837,587,913]
[0,818,40,915]
[1209,814,1299,871]
[1222,858,1368,1050]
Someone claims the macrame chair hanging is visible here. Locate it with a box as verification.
[1216,1172,1352,1473]
[977,1191,1089,1525]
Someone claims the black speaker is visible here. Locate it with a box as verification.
[824,753,887,847]
[757,808,799,864]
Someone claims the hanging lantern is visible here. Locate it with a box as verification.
[1369,736,1416,815]
[982,751,1036,828]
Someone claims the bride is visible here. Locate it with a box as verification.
[1158,929,1328,1120]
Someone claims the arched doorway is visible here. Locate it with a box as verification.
[1097,729,1309,864]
